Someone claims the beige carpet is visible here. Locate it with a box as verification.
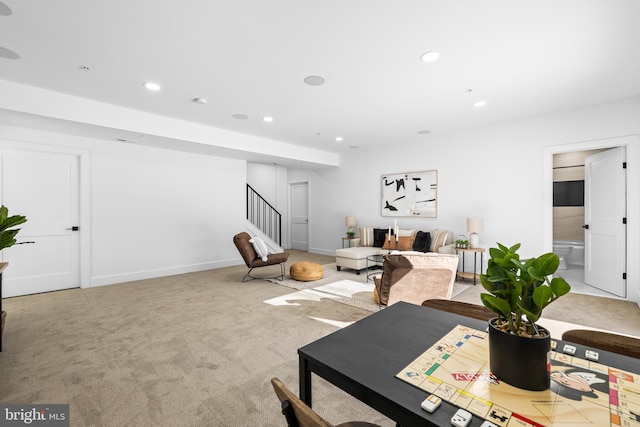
[0,249,638,427]
[267,262,470,313]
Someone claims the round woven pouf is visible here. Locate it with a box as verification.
[289,262,323,282]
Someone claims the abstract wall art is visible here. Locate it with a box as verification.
[381,170,437,217]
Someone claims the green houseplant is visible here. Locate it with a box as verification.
[455,239,469,249]
[0,205,28,337]
[0,205,28,251]
[479,242,571,390]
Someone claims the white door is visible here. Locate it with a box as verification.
[290,182,308,251]
[0,149,80,297]
[584,147,626,297]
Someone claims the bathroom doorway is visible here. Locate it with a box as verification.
[546,138,632,299]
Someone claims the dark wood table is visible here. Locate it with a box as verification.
[298,301,638,427]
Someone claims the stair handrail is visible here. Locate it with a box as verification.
[246,184,282,246]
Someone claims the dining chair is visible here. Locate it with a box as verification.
[270,377,381,427]
[421,299,495,322]
[561,329,640,359]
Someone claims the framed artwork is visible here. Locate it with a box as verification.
[381,170,437,217]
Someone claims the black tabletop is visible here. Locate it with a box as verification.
[298,301,639,427]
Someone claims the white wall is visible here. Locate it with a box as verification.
[1,125,247,287]
[288,96,640,303]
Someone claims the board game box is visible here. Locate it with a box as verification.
[396,325,640,427]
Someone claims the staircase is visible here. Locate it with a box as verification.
[246,184,284,253]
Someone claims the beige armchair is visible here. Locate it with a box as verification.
[373,253,459,306]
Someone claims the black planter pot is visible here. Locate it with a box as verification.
[488,318,551,391]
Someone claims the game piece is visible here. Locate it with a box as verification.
[562,344,577,355]
[480,421,498,427]
[420,394,442,413]
[451,408,472,427]
[585,349,599,361]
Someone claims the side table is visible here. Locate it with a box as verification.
[341,237,359,248]
[455,247,485,285]
[0,262,8,352]
[365,254,385,283]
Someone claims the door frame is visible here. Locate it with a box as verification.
[0,140,91,289]
[542,135,640,305]
[288,180,310,251]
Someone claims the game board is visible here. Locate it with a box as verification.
[396,325,640,427]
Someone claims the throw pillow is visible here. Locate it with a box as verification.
[373,228,388,247]
[359,227,375,247]
[249,237,269,261]
[382,235,415,251]
[412,230,432,252]
[397,229,416,237]
[430,229,449,252]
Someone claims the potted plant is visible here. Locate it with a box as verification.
[0,205,28,336]
[455,239,469,249]
[479,242,571,391]
[346,230,355,238]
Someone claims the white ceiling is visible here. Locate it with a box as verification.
[1,0,640,163]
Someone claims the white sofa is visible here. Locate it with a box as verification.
[335,227,453,274]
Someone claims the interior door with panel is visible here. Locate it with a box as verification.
[584,146,626,297]
[290,182,308,251]
[0,149,80,297]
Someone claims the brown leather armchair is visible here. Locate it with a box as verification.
[233,232,289,282]
[374,253,459,306]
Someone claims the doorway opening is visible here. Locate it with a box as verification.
[544,137,636,300]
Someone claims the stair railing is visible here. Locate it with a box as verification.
[246,184,282,246]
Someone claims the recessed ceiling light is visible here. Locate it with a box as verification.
[0,1,12,16]
[304,75,326,86]
[232,114,249,120]
[420,51,440,62]
[417,130,431,135]
[0,46,20,60]
[143,82,161,91]
[335,137,344,142]
[473,100,487,108]
[192,97,207,104]
[262,116,274,123]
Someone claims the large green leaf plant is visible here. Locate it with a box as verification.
[0,205,27,251]
[479,243,571,337]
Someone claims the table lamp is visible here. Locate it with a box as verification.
[467,217,483,249]
[345,216,356,237]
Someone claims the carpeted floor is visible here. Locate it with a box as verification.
[0,249,638,426]
[266,262,470,313]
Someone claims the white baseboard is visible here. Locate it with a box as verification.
[87,258,243,288]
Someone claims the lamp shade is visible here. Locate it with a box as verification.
[345,216,356,227]
[467,217,484,233]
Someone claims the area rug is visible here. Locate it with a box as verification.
[266,263,470,313]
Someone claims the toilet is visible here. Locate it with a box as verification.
[553,243,572,270]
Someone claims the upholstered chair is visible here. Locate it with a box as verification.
[373,253,459,306]
[233,232,289,282]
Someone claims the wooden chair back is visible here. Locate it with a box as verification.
[421,299,495,322]
[271,377,334,427]
[270,378,381,427]
[561,329,640,359]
